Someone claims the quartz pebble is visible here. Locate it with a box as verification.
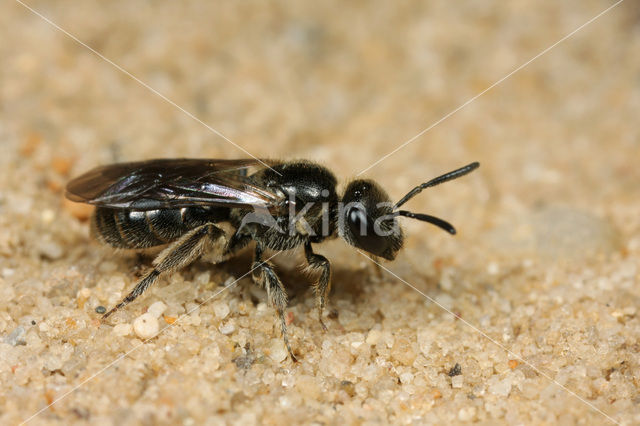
[37,241,64,260]
[399,372,414,384]
[268,339,288,362]
[458,406,476,421]
[41,209,55,224]
[219,321,235,335]
[113,323,132,336]
[417,328,435,356]
[213,301,230,319]
[366,329,382,345]
[77,288,91,299]
[133,313,159,339]
[4,326,26,346]
[195,271,210,286]
[451,375,463,388]
[488,375,513,397]
[147,301,168,318]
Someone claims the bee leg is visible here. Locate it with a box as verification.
[223,231,252,256]
[304,242,331,332]
[103,223,225,319]
[252,244,297,362]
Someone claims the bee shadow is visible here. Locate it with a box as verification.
[192,246,370,308]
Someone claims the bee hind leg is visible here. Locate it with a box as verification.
[102,223,225,319]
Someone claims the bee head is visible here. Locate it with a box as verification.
[340,179,403,261]
[339,162,480,261]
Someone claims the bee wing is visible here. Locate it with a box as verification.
[65,158,283,210]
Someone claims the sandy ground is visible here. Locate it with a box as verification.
[1,0,640,424]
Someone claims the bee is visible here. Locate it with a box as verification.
[66,159,479,360]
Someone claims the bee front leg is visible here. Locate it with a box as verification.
[252,244,296,362]
[102,223,225,319]
[304,242,331,332]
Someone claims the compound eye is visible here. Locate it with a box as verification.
[348,206,368,234]
[346,205,389,256]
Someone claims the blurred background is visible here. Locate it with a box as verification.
[2,0,639,259]
[1,0,639,423]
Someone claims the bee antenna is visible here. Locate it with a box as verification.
[393,162,479,209]
[394,210,457,234]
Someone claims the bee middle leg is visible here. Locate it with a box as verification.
[304,242,331,331]
[103,223,225,319]
[252,244,296,361]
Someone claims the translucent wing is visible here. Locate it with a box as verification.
[65,158,282,210]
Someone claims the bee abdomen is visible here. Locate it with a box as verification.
[92,208,190,249]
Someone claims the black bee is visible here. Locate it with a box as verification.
[66,159,479,360]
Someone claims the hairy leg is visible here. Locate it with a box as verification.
[103,223,225,319]
[252,244,296,361]
[223,230,252,256]
[304,242,331,331]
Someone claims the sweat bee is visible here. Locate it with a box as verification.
[66,159,479,360]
